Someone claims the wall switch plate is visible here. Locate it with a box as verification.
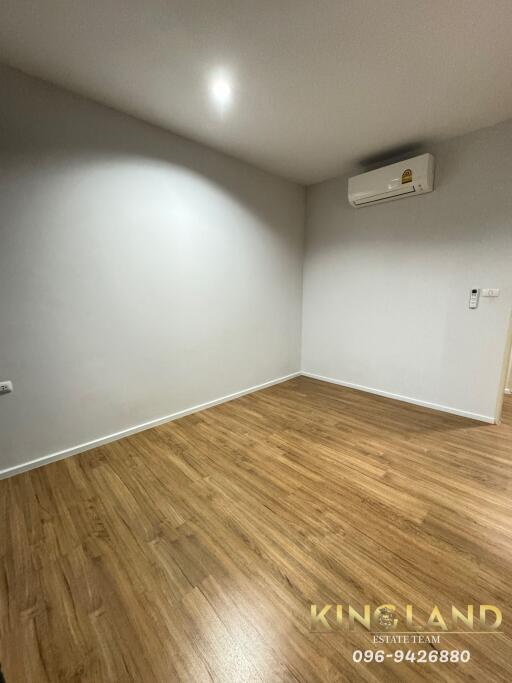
[482,288,500,297]
[0,381,13,395]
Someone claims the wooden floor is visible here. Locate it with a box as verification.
[1,377,512,682]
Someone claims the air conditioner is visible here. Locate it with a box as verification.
[348,153,435,208]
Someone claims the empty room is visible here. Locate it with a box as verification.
[1,1,512,681]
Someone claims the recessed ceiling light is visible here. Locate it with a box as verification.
[210,74,233,110]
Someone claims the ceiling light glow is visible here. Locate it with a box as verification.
[210,75,233,109]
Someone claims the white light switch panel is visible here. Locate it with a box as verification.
[482,288,500,297]
[0,381,13,395]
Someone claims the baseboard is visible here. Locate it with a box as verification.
[301,371,496,424]
[505,388,511,395]
[0,371,301,480]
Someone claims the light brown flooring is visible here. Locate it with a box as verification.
[1,377,512,682]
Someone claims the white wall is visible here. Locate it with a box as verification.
[302,120,512,422]
[0,66,304,473]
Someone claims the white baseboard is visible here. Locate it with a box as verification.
[302,371,496,424]
[505,388,511,395]
[0,371,300,480]
[2,369,496,480]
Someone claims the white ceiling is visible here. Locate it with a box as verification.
[1,1,512,184]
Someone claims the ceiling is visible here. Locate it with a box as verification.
[1,1,512,184]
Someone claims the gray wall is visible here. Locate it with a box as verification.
[302,120,512,421]
[0,66,304,473]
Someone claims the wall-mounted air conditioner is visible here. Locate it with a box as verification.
[348,153,435,208]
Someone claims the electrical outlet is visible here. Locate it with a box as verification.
[482,288,500,297]
[0,381,13,395]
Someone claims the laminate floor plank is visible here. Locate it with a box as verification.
[1,377,511,681]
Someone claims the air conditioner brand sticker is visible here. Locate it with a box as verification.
[401,169,412,184]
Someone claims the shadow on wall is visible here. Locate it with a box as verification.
[0,63,304,474]
[0,63,301,233]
